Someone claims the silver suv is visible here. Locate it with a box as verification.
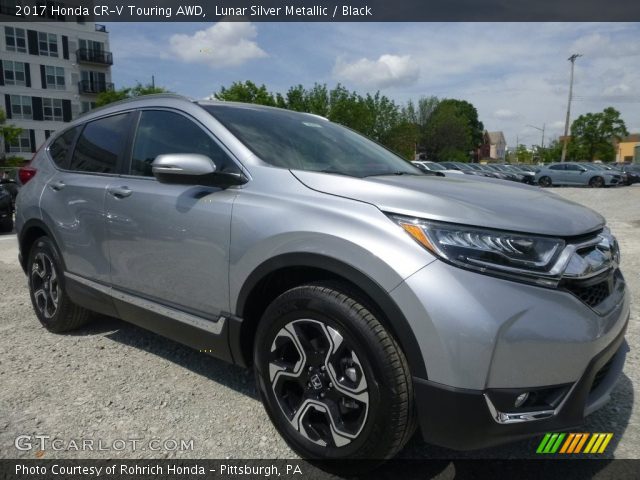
[15,95,629,460]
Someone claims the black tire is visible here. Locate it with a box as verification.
[589,176,605,188]
[538,176,552,187]
[254,283,415,463]
[27,236,92,333]
[0,216,13,233]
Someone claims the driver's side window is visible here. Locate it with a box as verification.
[130,110,238,177]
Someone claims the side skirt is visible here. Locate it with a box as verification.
[65,272,234,364]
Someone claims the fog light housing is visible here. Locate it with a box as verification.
[514,392,529,408]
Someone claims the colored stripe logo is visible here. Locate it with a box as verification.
[536,433,613,454]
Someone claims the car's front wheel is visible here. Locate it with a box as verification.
[538,176,552,187]
[254,283,415,461]
[27,236,92,332]
[589,176,605,188]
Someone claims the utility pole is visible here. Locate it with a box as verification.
[561,54,582,162]
[151,75,155,89]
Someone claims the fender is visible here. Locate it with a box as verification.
[17,218,62,273]
[235,252,428,378]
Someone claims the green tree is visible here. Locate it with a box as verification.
[569,107,629,161]
[215,80,277,106]
[436,99,484,148]
[424,103,473,161]
[540,138,563,163]
[96,82,168,107]
[0,108,22,150]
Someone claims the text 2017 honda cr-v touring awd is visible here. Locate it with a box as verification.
[15,95,629,460]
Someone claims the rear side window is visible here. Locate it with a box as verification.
[49,126,80,168]
[69,113,131,174]
[130,110,238,177]
[549,164,564,170]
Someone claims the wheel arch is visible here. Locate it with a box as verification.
[232,252,428,378]
[18,219,62,273]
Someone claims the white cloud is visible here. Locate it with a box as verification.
[333,54,419,88]
[494,109,519,120]
[169,22,267,67]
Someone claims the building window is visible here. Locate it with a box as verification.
[10,95,32,119]
[9,130,31,153]
[45,65,65,89]
[81,101,96,113]
[38,32,58,57]
[5,26,27,53]
[42,98,63,121]
[3,61,26,86]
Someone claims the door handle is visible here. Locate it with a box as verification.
[107,186,133,199]
[49,180,66,191]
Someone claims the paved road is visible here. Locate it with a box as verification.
[0,186,638,462]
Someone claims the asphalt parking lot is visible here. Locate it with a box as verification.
[0,185,638,462]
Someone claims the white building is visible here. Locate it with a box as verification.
[0,17,112,160]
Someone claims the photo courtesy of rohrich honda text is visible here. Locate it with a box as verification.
[0,0,638,478]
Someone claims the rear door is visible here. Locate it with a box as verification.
[104,109,241,327]
[40,113,134,284]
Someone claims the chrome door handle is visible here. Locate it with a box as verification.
[107,186,133,198]
[49,181,66,191]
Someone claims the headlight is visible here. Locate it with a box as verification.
[390,215,566,286]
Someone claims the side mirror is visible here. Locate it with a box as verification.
[579,167,588,172]
[152,154,246,187]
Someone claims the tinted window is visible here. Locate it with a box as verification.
[205,105,419,178]
[549,164,564,170]
[130,110,238,177]
[566,164,582,171]
[70,114,131,174]
[49,127,80,168]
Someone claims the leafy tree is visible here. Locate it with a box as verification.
[0,108,22,150]
[513,144,533,163]
[215,80,277,106]
[569,107,629,161]
[424,103,473,161]
[541,138,563,163]
[381,121,419,159]
[96,82,168,107]
[437,99,484,148]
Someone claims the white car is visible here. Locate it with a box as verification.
[411,161,464,175]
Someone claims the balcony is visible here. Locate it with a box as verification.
[78,80,114,95]
[76,48,113,66]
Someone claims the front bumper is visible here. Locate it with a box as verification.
[415,324,628,450]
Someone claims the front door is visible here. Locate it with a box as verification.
[104,109,241,320]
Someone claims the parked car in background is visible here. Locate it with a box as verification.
[535,162,622,187]
[411,161,463,176]
[0,178,20,210]
[411,161,444,176]
[615,164,640,185]
[0,185,14,232]
[500,165,536,184]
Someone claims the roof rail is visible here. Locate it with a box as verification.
[78,93,194,118]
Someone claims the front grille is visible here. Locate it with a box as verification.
[565,280,610,307]
[590,356,614,393]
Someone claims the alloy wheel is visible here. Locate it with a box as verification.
[31,252,60,319]
[268,319,369,448]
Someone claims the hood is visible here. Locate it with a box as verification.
[291,171,605,237]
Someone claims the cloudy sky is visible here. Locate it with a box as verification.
[105,22,640,148]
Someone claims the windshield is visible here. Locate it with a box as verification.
[425,162,446,171]
[204,104,421,178]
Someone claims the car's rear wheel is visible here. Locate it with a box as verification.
[254,283,415,462]
[589,176,605,188]
[27,236,92,332]
[538,176,552,187]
